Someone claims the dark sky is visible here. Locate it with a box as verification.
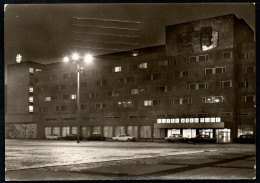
[4,3,255,66]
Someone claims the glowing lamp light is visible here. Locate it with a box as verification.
[84,54,93,63]
[72,52,79,61]
[63,57,69,62]
[215,99,220,102]
[16,54,22,63]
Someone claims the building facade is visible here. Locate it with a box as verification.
[5,14,255,142]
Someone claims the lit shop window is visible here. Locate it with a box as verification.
[144,100,160,106]
[29,68,34,73]
[187,83,208,90]
[243,95,256,103]
[203,96,226,103]
[29,105,33,113]
[221,51,232,59]
[113,66,122,72]
[204,67,226,75]
[29,86,33,92]
[29,96,33,103]
[220,80,232,88]
[173,70,192,78]
[70,94,76,100]
[118,101,134,108]
[172,98,192,105]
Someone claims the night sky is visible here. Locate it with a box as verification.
[4,3,255,66]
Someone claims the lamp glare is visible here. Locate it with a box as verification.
[63,57,69,62]
[84,54,93,63]
[72,53,79,61]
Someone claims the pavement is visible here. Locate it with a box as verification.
[5,140,256,180]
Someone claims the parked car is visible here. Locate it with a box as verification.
[165,134,188,143]
[46,134,62,140]
[187,135,217,143]
[86,134,106,141]
[233,134,255,144]
[112,134,136,142]
[62,134,78,140]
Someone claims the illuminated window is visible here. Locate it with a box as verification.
[29,105,33,112]
[118,101,134,108]
[114,66,122,72]
[45,97,51,101]
[29,68,34,73]
[203,96,225,103]
[131,89,139,95]
[139,63,147,69]
[29,86,33,92]
[144,100,159,106]
[29,96,33,102]
[70,94,76,100]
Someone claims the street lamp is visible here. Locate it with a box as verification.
[63,52,93,142]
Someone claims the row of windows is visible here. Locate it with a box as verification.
[41,95,255,109]
[34,65,255,84]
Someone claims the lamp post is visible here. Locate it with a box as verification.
[63,53,93,142]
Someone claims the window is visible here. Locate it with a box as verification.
[131,89,139,95]
[203,96,226,103]
[145,73,161,80]
[95,103,107,109]
[239,52,249,59]
[81,104,87,110]
[157,86,176,92]
[118,77,133,84]
[63,73,70,79]
[244,95,255,103]
[60,84,66,90]
[158,60,169,66]
[56,106,66,111]
[204,67,226,75]
[96,80,107,86]
[113,66,122,72]
[139,63,147,69]
[219,112,232,116]
[187,83,207,90]
[220,80,232,88]
[51,96,57,101]
[118,101,134,108]
[70,94,76,100]
[239,81,249,88]
[186,55,208,63]
[173,70,191,78]
[29,68,34,73]
[144,100,160,106]
[45,75,57,81]
[34,78,39,83]
[243,66,255,74]
[89,92,97,98]
[29,86,33,92]
[130,64,138,71]
[29,105,33,113]
[172,98,192,105]
[29,96,33,103]
[45,97,51,101]
[63,95,69,100]
[221,51,232,59]
[107,91,120,97]
[81,82,87,88]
